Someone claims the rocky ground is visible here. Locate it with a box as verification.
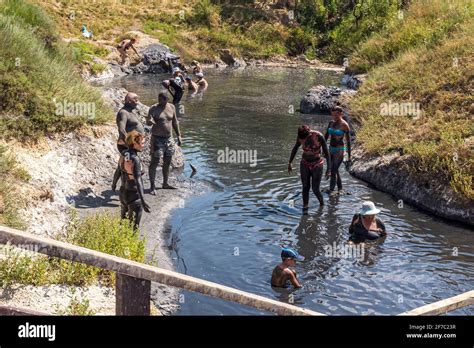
[0,85,200,315]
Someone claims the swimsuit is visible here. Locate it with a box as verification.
[301,132,324,169]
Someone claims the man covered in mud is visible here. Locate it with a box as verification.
[112,92,145,191]
[146,92,182,194]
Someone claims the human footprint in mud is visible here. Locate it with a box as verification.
[146,92,182,194]
[119,131,151,229]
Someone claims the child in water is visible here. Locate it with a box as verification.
[271,248,304,288]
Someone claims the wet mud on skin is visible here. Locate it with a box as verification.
[110,67,474,315]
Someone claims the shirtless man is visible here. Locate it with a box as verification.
[271,248,304,288]
[195,72,208,89]
[112,92,145,191]
[185,76,199,92]
[117,38,140,65]
[146,92,182,194]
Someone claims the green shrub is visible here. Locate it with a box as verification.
[0,1,113,140]
[286,27,316,56]
[0,145,29,229]
[188,0,221,27]
[55,293,96,316]
[0,213,146,287]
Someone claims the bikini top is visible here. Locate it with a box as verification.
[301,131,322,157]
[327,121,346,136]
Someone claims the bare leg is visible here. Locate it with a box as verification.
[311,165,324,206]
[300,161,310,213]
[162,155,176,189]
[149,155,160,195]
[112,165,121,192]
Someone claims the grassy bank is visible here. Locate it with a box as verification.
[349,0,473,199]
[0,0,113,141]
[0,146,30,229]
[0,213,146,287]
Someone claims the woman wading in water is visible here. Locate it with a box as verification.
[288,125,331,213]
[324,106,351,194]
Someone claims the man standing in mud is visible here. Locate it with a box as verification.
[146,92,182,194]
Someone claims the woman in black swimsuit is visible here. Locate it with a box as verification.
[119,130,151,229]
[349,201,386,243]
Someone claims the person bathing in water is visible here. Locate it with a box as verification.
[195,72,208,89]
[185,76,199,92]
[146,92,182,194]
[324,106,351,194]
[119,131,151,229]
[349,201,386,243]
[288,125,331,213]
[271,248,304,288]
[112,93,145,192]
[117,37,140,65]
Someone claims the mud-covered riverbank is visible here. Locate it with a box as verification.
[0,86,195,315]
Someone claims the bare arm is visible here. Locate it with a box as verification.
[132,156,150,213]
[131,44,140,56]
[171,105,182,146]
[116,110,127,142]
[288,137,300,174]
[345,129,351,160]
[318,133,331,175]
[288,137,301,164]
[286,269,302,288]
[146,107,154,126]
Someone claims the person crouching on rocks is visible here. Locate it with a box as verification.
[117,37,140,65]
[146,92,182,195]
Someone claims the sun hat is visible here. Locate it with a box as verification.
[360,201,381,216]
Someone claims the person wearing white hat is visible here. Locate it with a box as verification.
[349,201,386,243]
[195,72,208,89]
